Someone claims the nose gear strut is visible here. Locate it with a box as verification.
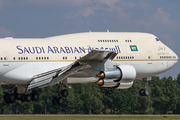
[139,78,150,96]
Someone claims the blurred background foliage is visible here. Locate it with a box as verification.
[1,74,180,114]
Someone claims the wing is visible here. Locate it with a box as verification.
[27,50,117,90]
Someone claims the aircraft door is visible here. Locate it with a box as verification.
[3,52,9,66]
[147,51,152,64]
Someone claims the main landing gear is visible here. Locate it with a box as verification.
[3,86,39,104]
[139,78,150,96]
[52,82,69,105]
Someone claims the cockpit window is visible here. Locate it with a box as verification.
[155,38,160,41]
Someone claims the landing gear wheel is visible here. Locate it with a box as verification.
[56,97,64,105]
[10,94,16,103]
[15,93,22,100]
[144,89,150,96]
[52,82,68,105]
[20,95,26,102]
[4,94,10,103]
[139,89,150,96]
[139,89,145,96]
[52,97,57,105]
[61,89,68,98]
[25,94,32,102]
[4,94,16,103]
[32,93,39,101]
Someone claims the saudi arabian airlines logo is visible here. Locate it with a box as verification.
[130,45,138,51]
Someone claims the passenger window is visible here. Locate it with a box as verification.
[4,57,6,60]
[13,57,15,60]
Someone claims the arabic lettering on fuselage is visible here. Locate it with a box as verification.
[16,45,121,54]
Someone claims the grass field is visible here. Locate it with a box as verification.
[0,115,180,120]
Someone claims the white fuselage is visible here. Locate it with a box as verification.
[0,32,178,85]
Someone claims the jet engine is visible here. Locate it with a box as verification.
[96,80,119,87]
[96,65,136,83]
[96,80,133,89]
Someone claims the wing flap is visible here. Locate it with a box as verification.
[28,78,52,90]
[27,50,117,90]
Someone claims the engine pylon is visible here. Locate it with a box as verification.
[95,79,104,86]
[96,72,105,79]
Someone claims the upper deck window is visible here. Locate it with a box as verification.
[156,38,160,41]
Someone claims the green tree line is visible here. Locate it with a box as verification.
[1,74,180,114]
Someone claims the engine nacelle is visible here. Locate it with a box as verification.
[95,79,133,89]
[96,69,121,80]
[117,65,136,83]
[96,65,136,83]
[115,81,133,89]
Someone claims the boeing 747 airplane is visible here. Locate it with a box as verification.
[0,32,178,104]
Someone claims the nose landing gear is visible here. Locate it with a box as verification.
[139,78,150,96]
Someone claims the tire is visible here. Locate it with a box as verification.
[56,97,64,105]
[139,89,145,96]
[32,93,39,101]
[4,94,10,103]
[20,95,26,102]
[144,89,150,96]
[9,94,16,103]
[15,93,22,100]
[61,89,68,98]
[25,94,32,102]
